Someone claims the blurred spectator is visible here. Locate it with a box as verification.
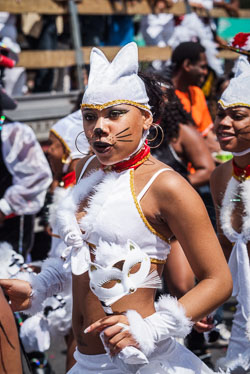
[153,78,215,188]
[0,83,52,259]
[169,41,220,153]
[27,15,58,93]
[140,0,177,70]
[105,15,134,46]
[0,12,26,95]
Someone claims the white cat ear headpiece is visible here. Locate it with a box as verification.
[50,110,89,161]
[88,240,161,312]
[218,56,250,109]
[81,42,152,115]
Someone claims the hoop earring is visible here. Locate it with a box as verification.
[147,124,164,149]
[61,154,71,164]
[75,131,89,155]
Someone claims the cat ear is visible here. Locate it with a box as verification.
[89,262,104,272]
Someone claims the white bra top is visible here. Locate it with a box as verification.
[77,156,172,263]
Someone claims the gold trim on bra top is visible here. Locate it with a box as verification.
[130,169,171,245]
[150,258,166,264]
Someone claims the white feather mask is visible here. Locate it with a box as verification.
[89,239,162,308]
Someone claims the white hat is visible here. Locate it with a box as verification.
[81,42,151,114]
[50,110,89,160]
[218,56,250,109]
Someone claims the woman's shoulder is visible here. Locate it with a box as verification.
[75,154,100,181]
[210,160,233,204]
[146,156,191,196]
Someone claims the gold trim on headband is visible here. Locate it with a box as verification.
[50,128,71,155]
[218,100,250,109]
[81,100,151,112]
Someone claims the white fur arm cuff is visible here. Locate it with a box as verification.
[16,257,71,315]
[126,294,193,357]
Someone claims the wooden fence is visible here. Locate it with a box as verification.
[1,0,249,69]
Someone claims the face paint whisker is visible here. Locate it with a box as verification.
[117,140,133,142]
[116,133,132,139]
[115,127,130,136]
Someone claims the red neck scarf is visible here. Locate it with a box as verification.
[232,159,250,182]
[61,170,76,188]
[102,143,151,173]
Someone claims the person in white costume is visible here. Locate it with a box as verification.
[0,42,232,373]
[210,56,250,374]
[19,110,89,372]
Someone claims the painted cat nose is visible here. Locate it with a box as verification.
[94,128,104,137]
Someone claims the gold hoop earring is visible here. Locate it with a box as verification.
[147,124,159,142]
[61,154,71,164]
[75,131,89,155]
[147,124,164,149]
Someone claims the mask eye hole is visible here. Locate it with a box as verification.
[113,260,125,270]
[101,279,121,289]
[128,262,142,276]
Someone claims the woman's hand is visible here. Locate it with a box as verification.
[194,316,215,333]
[0,279,32,311]
[84,314,139,356]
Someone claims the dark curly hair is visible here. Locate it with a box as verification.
[138,71,166,124]
[160,81,194,145]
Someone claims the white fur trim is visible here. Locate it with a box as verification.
[216,351,250,373]
[126,295,193,358]
[155,294,193,338]
[126,309,155,356]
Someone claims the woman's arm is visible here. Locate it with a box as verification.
[174,124,215,188]
[210,163,234,262]
[157,171,232,321]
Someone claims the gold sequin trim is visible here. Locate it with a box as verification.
[232,173,250,182]
[130,169,171,244]
[50,128,71,155]
[81,100,151,112]
[150,258,166,264]
[218,100,250,109]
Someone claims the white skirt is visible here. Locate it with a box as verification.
[67,338,221,374]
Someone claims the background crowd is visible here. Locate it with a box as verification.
[0,0,249,373]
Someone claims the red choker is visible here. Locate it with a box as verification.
[102,143,150,172]
[232,159,250,182]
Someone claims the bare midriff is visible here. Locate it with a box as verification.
[72,262,163,355]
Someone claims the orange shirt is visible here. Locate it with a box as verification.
[176,86,213,137]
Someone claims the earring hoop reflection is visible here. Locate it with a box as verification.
[147,124,164,149]
[75,131,89,155]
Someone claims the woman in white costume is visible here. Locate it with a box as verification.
[0,42,232,373]
[211,56,250,374]
[19,110,89,371]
